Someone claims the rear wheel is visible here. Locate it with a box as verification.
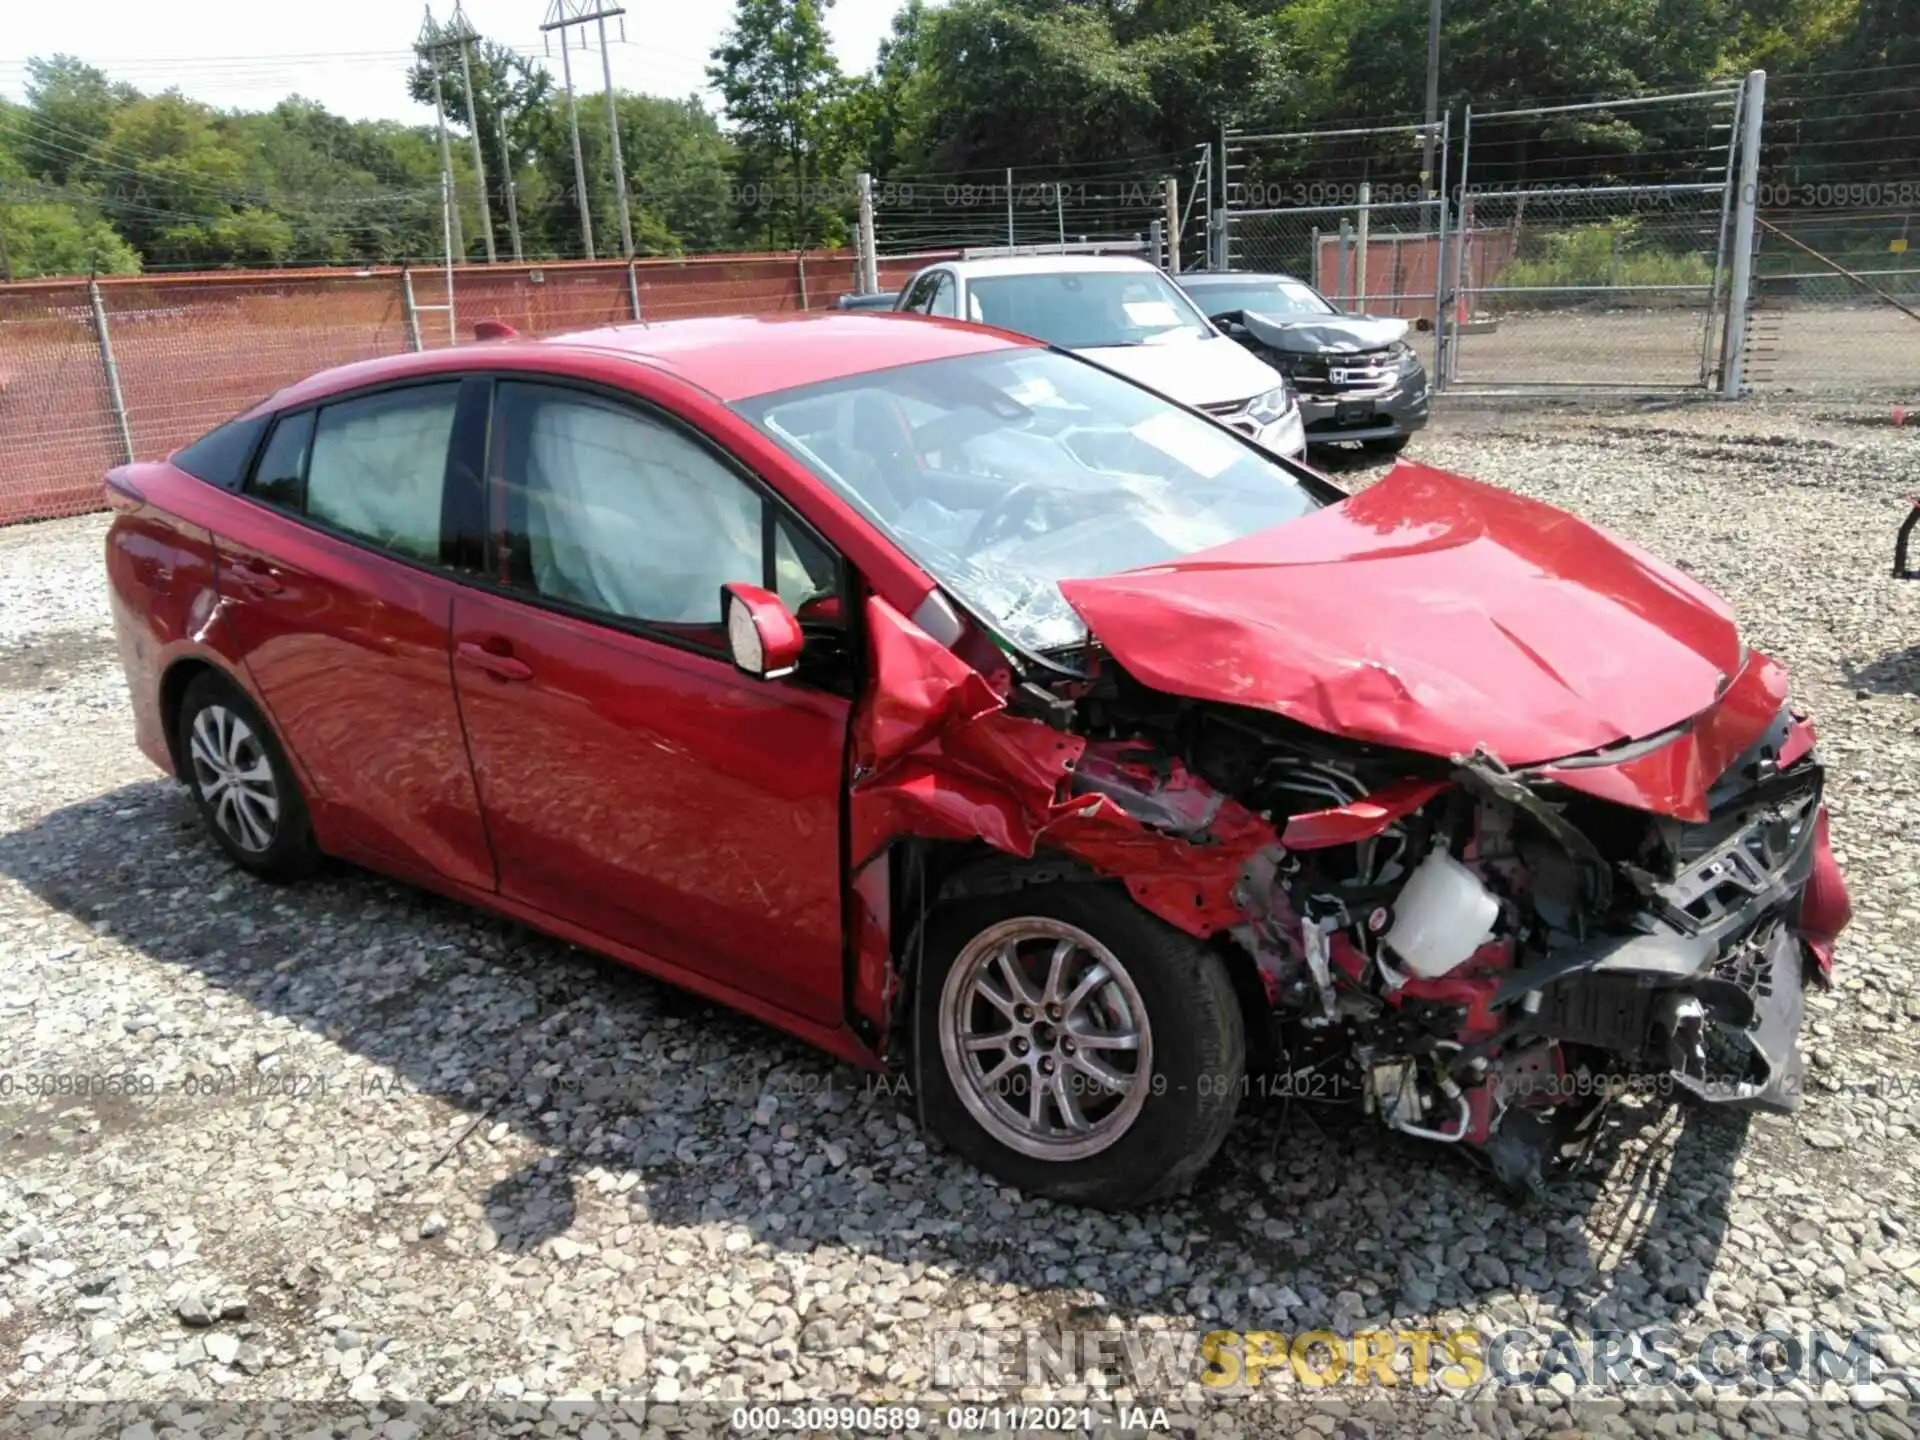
[177,671,319,881]
[912,883,1245,1209]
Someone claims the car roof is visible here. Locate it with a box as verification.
[935,254,1163,280]
[259,311,1037,412]
[1178,271,1309,286]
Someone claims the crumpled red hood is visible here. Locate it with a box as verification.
[1059,461,1746,768]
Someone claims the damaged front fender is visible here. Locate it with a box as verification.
[849,595,1279,955]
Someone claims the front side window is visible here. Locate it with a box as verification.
[900,271,941,314]
[928,273,959,319]
[494,381,837,650]
[304,384,460,562]
[736,349,1322,654]
[965,269,1213,349]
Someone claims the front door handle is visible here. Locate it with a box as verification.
[456,640,533,682]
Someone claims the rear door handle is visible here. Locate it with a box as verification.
[227,562,283,596]
[456,640,533,682]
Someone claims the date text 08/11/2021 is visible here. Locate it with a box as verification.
[728,1405,1175,1434]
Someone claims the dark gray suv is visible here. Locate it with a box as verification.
[1176,270,1431,455]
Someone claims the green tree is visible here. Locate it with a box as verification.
[906,1,1155,170]
[709,0,849,248]
[616,94,738,254]
[19,55,136,186]
[77,93,255,262]
[850,0,936,175]
[407,37,554,260]
[0,118,141,277]
[228,99,442,263]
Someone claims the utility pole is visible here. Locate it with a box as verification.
[855,172,878,293]
[417,6,464,260]
[445,1,496,262]
[595,7,635,257]
[1422,0,1442,196]
[496,113,524,262]
[541,0,598,260]
[543,1,633,258]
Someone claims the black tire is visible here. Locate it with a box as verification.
[1361,433,1412,456]
[911,882,1245,1209]
[176,670,320,882]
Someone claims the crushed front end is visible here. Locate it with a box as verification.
[1070,654,1851,1196]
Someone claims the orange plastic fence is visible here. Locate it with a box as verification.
[0,250,933,526]
[1310,231,1518,318]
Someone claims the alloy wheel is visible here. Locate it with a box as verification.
[188,703,280,853]
[937,917,1154,1161]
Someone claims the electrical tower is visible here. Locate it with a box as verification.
[541,0,635,260]
[417,3,498,263]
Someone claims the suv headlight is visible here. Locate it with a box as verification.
[1387,340,1417,364]
[1247,384,1295,423]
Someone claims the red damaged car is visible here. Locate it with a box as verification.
[105,313,1850,1208]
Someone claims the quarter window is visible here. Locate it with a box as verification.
[494,382,838,650]
[304,384,460,562]
[246,410,313,510]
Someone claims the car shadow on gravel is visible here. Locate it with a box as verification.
[1846,645,1920,697]
[1,776,1747,1345]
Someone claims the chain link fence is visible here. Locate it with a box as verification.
[1741,65,1920,395]
[1222,198,1449,372]
[871,168,1174,263]
[1441,89,1742,391]
[0,250,921,525]
[1446,185,1734,388]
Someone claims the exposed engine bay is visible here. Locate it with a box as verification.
[1048,667,1845,1196]
[851,581,1851,1198]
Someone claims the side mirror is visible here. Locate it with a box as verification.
[721,583,804,680]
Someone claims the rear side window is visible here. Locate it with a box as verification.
[305,385,460,563]
[172,414,269,492]
[246,411,313,510]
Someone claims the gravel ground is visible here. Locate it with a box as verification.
[2,399,1918,1439]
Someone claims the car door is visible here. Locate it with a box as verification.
[448,378,852,1024]
[214,378,496,891]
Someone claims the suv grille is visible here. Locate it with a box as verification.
[1286,349,1397,396]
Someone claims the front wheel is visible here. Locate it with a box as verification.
[911,883,1245,1209]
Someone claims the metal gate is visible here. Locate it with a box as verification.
[1446,88,1745,391]
[1214,86,1760,394]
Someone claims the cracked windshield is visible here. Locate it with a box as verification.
[738,348,1321,652]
